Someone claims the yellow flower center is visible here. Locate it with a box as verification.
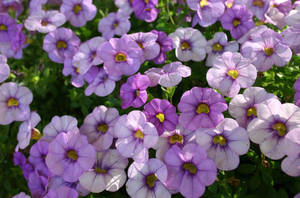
[134,129,144,139]
[226,2,233,8]
[113,21,119,28]
[41,20,48,26]
[145,0,149,3]
[156,113,165,123]
[115,52,127,62]
[247,107,257,117]
[56,40,67,49]
[233,19,241,27]
[264,47,274,56]
[196,103,210,114]
[181,41,191,50]
[31,128,42,140]
[272,122,287,136]
[7,98,19,107]
[136,90,140,97]
[73,4,82,14]
[137,42,144,49]
[183,163,197,174]
[0,24,7,31]
[213,135,227,146]
[227,69,239,79]
[95,167,107,174]
[212,43,223,52]
[67,150,78,161]
[146,174,157,188]
[169,133,183,144]
[253,0,263,7]
[97,124,108,133]
[200,0,208,7]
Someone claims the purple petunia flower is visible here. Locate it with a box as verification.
[164,143,217,198]
[186,0,225,27]
[84,67,116,97]
[79,150,128,193]
[60,0,96,27]
[265,0,292,28]
[46,130,96,182]
[24,10,66,33]
[247,98,300,160]
[28,171,48,198]
[98,35,143,80]
[145,61,191,87]
[48,176,89,196]
[169,27,207,62]
[43,27,80,64]
[178,87,228,131]
[237,25,268,44]
[0,13,18,42]
[241,28,292,72]
[42,115,79,142]
[196,118,250,170]
[114,110,159,162]
[14,152,34,180]
[115,0,134,16]
[0,54,10,83]
[206,52,257,97]
[246,0,270,20]
[62,57,85,88]
[151,30,173,64]
[0,0,24,16]
[205,32,239,67]
[229,87,277,128]
[12,192,30,198]
[80,105,119,151]
[126,158,171,198]
[16,111,41,151]
[0,82,33,125]
[98,11,131,40]
[282,27,300,52]
[28,140,50,177]
[44,186,78,198]
[285,5,300,28]
[132,0,159,22]
[144,98,178,135]
[120,73,150,109]
[294,77,300,107]
[128,32,160,62]
[220,5,255,40]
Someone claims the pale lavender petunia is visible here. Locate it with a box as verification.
[132,0,159,22]
[246,0,270,20]
[63,58,85,88]
[205,32,239,67]
[294,77,300,107]
[186,0,225,27]
[79,150,128,193]
[164,143,217,198]
[12,192,30,198]
[285,5,300,28]
[265,0,292,28]
[24,10,66,33]
[43,27,80,63]
[0,82,33,125]
[237,25,268,44]
[206,51,257,97]
[282,27,300,50]
[196,118,250,170]
[126,158,171,198]
[0,54,10,83]
[98,11,131,40]
[178,87,228,131]
[15,111,41,151]
[42,115,79,142]
[247,98,300,160]
[229,87,277,128]
[115,0,133,16]
[80,105,119,151]
[120,73,150,109]
[60,0,96,27]
[48,176,89,196]
[114,110,159,162]
[241,28,292,72]
[46,130,96,182]
[169,27,207,62]
[44,186,78,198]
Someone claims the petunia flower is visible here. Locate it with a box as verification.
[246,0,270,20]
[196,118,250,170]
[43,27,80,64]
[186,0,225,27]
[132,0,159,22]
[164,143,217,198]
[114,110,159,162]
[206,51,257,97]
[80,105,119,151]
[178,87,228,130]
[247,98,300,160]
[281,27,300,50]
[60,0,96,27]
[265,0,292,29]
[0,54,10,83]
[120,73,150,109]
[285,5,300,28]
[143,98,178,135]
[79,150,128,193]
[62,58,85,88]
[46,130,96,182]
[294,77,300,107]
[13,152,34,180]
[115,0,134,16]
[44,186,78,198]
[237,25,268,44]
[151,30,173,64]
[126,158,171,198]
[229,87,277,128]
[0,82,33,125]
[98,35,143,80]
[48,176,89,196]
[169,27,207,62]
[28,171,48,198]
